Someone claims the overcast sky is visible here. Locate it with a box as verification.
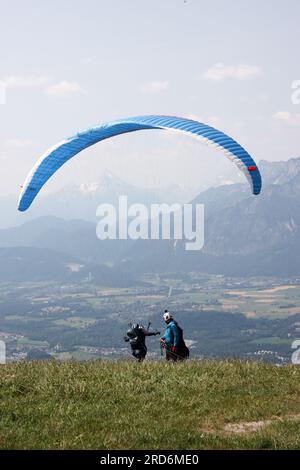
[0,0,299,197]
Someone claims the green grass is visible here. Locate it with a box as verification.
[5,315,44,323]
[0,360,299,450]
[71,351,100,361]
[54,316,97,329]
[250,337,292,345]
[16,338,49,347]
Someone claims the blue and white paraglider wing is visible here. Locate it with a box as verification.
[18,115,262,211]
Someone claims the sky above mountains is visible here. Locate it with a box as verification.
[0,0,299,198]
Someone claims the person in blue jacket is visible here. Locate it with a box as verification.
[160,310,189,361]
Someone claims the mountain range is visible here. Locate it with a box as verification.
[0,170,195,229]
[124,158,300,276]
[1,157,300,281]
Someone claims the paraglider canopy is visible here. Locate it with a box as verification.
[18,115,262,212]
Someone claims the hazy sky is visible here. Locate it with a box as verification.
[0,0,299,197]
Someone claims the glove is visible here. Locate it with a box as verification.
[160,338,165,343]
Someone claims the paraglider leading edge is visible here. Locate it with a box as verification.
[18,115,262,212]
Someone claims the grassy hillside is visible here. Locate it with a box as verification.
[0,360,299,450]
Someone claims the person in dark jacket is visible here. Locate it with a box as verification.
[124,323,160,362]
[160,310,189,361]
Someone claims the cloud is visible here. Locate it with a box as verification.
[3,75,50,88]
[272,111,300,127]
[4,138,36,149]
[82,56,96,65]
[201,63,262,81]
[141,81,169,94]
[273,111,291,121]
[2,76,84,97]
[46,81,84,96]
[188,114,221,127]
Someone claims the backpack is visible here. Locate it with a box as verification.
[126,325,146,351]
[173,321,190,359]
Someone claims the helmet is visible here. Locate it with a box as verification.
[163,310,172,322]
[126,323,139,338]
